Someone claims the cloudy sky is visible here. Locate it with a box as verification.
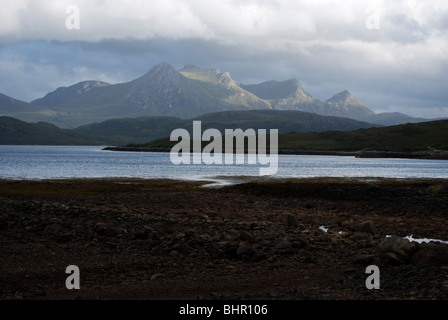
[0,0,447,118]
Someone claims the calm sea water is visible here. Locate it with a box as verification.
[0,145,447,182]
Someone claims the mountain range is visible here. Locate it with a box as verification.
[0,62,428,128]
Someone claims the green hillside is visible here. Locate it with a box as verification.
[279,120,448,152]
[135,119,448,153]
[0,116,109,145]
[74,110,378,145]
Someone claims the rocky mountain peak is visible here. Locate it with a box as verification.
[74,81,110,94]
[326,90,375,117]
[218,72,237,89]
[327,90,365,106]
[141,63,180,81]
[181,64,220,75]
[179,64,237,89]
[130,63,185,93]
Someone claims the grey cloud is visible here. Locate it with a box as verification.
[0,0,447,119]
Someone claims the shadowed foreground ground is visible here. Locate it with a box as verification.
[1,177,448,300]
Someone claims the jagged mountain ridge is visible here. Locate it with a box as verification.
[1,62,429,128]
[28,63,272,127]
[178,65,425,124]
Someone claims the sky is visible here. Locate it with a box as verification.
[0,0,447,119]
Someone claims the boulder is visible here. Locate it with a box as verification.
[292,236,309,249]
[94,222,118,237]
[236,242,265,262]
[356,221,376,235]
[378,236,418,264]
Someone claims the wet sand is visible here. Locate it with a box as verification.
[1,177,448,301]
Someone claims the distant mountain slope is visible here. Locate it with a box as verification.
[195,109,378,133]
[1,109,379,146]
[0,116,109,145]
[73,109,379,146]
[0,93,70,128]
[32,81,111,107]
[73,116,188,146]
[358,112,428,127]
[0,62,432,128]
[0,93,37,112]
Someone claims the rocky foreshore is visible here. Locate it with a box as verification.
[1,177,448,300]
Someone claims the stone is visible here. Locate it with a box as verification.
[356,221,376,235]
[381,252,404,266]
[237,243,255,256]
[427,185,447,196]
[283,213,299,229]
[275,240,292,250]
[351,232,371,242]
[293,236,309,248]
[94,222,115,236]
[236,242,265,262]
[378,236,418,264]
[150,273,163,281]
[239,230,255,243]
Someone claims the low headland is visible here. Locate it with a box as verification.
[103,146,448,160]
[103,119,448,160]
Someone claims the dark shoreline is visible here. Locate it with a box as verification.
[102,146,448,160]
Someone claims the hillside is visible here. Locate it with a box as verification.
[0,109,378,146]
[0,93,36,112]
[74,109,379,146]
[278,120,448,152]
[0,116,109,145]
[132,119,448,155]
[0,93,69,128]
